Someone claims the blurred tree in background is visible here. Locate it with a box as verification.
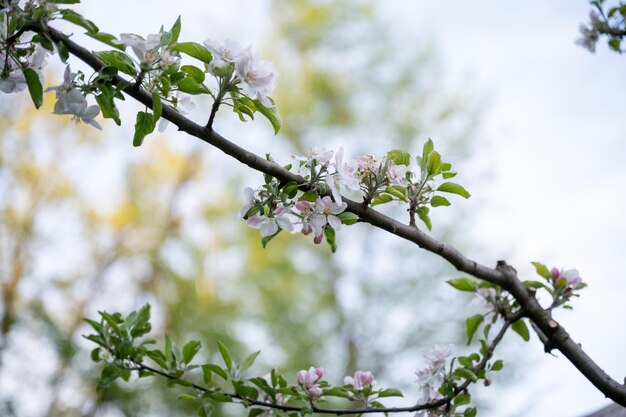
[0,1,481,416]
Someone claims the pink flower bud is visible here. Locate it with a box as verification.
[314,367,324,380]
[344,370,375,390]
[550,267,560,280]
[308,385,323,400]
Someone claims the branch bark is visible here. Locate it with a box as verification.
[43,26,626,407]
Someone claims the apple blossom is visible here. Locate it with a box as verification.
[344,370,375,390]
[327,147,360,203]
[0,46,47,94]
[120,33,161,65]
[47,66,102,130]
[246,206,294,237]
[203,38,244,75]
[310,196,347,236]
[235,48,276,107]
[551,267,582,288]
[473,287,497,311]
[296,367,323,387]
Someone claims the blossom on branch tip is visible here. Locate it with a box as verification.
[120,33,161,65]
[551,267,582,288]
[246,206,293,237]
[235,48,276,107]
[296,367,324,387]
[48,66,102,130]
[344,370,375,390]
[203,38,244,75]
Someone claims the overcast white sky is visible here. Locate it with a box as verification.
[67,2,626,416]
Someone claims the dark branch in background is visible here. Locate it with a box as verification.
[41,26,626,407]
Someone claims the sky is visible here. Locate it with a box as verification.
[59,1,626,416]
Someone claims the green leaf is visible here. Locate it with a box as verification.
[384,185,408,202]
[182,340,201,364]
[56,41,69,63]
[299,190,318,202]
[523,280,549,290]
[59,9,98,33]
[466,314,484,345]
[87,32,125,50]
[51,0,81,4]
[447,278,477,292]
[217,341,233,371]
[490,359,504,371]
[430,195,451,207]
[371,193,393,206]
[181,65,206,83]
[531,261,552,280]
[465,407,477,417]
[207,392,233,403]
[90,347,101,362]
[422,138,434,158]
[454,392,471,406]
[442,171,457,179]
[23,68,43,109]
[165,16,182,46]
[282,181,299,199]
[203,363,229,381]
[178,394,196,401]
[322,387,352,399]
[176,77,209,95]
[454,367,478,382]
[609,38,621,53]
[337,212,359,225]
[170,42,213,63]
[426,150,441,176]
[416,206,432,230]
[248,409,266,417]
[146,350,168,369]
[97,364,119,390]
[240,351,260,372]
[437,182,470,198]
[95,86,121,126]
[129,304,151,337]
[253,99,282,135]
[94,51,137,76]
[152,93,162,123]
[133,111,155,147]
[386,149,411,166]
[377,388,403,398]
[324,226,337,253]
[511,319,530,342]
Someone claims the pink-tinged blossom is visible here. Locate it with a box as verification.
[48,66,102,130]
[387,161,408,186]
[296,367,324,387]
[239,187,258,218]
[120,33,161,64]
[423,344,452,369]
[293,147,334,170]
[551,267,582,288]
[203,38,244,75]
[344,371,375,390]
[246,206,293,237]
[235,48,276,107]
[327,147,360,203]
[296,367,324,400]
[355,154,380,175]
[0,46,47,94]
[310,196,347,236]
[415,345,452,406]
[472,287,497,312]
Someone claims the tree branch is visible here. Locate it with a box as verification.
[43,26,626,407]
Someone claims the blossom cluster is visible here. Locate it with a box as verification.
[241,183,348,247]
[47,66,102,129]
[204,38,276,107]
[241,142,469,250]
[415,345,453,409]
